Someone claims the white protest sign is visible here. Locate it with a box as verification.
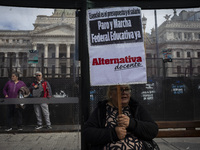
[87,7,147,86]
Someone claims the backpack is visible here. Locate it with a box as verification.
[32,82,44,98]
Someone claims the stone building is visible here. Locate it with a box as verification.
[146,9,200,77]
[0,9,77,78]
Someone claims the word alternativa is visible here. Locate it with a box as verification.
[92,56,142,65]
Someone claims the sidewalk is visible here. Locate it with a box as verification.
[155,137,200,150]
[0,125,200,150]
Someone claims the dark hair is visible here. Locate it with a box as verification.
[12,72,19,78]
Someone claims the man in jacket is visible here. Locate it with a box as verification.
[31,71,52,129]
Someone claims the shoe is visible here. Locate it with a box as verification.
[35,125,43,130]
[18,126,23,131]
[5,128,12,131]
[46,125,52,129]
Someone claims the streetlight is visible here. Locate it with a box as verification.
[142,15,147,31]
[142,15,147,50]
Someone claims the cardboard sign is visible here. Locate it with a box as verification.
[87,7,147,86]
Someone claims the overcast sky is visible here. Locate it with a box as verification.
[0,6,199,33]
[0,6,54,30]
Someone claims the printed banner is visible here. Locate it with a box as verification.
[87,7,147,86]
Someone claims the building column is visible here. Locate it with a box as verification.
[15,52,22,74]
[33,43,37,51]
[192,33,195,40]
[55,44,60,77]
[4,52,8,77]
[183,50,186,58]
[66,44,71,77]
[194,50,197,58]
[16,53,20,67]
[44,44,48,67]
[172,50,176,58]
[181,32,184,40]
[32,43,37,76]
[43,44,49,75]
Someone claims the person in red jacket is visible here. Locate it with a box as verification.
[30,71,52,129]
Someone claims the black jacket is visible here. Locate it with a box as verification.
[83,98,158,150]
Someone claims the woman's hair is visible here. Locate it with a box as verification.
[106,85,116,100]
[12,72,19,78]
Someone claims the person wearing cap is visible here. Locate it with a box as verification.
[3,72,26,131]
[30,71,52,129]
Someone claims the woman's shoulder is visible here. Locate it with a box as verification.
[19,80,26,84]
[6,80,13,84]
[129,98,140,106]
[97,99,108,107]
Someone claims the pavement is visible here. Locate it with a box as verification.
[0,125,200,150]
[154,138,200,150]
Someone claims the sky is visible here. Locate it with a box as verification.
[0,6,199,33]
[0,6,54,30]
[142,7,200,33]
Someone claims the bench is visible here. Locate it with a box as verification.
[156,121,200,137]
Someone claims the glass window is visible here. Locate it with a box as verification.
[177,66,181,74]
[0,7,80,146]
[177,52,180,57]
[198,66,200,74]
[187,52,191,57]
[146,53,152,58]
[52,53,55,58]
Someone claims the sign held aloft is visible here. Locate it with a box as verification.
[87,6,147,86]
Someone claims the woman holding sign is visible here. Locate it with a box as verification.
[83,85,158,150]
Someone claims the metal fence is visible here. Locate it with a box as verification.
[0,77,80,126]
[89,77,200,121]
[0,56,80,78]
[1,56,200,78]
[0,56,200,127]
[0,56,80,128]
[146,58,200,78]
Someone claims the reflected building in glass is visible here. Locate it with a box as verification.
[146,9,200,77]
[0,9,78,78]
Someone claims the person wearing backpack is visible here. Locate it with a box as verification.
[30,71,52,129]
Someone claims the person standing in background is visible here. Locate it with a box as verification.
[30,71,52,130]
[3,72,26,131]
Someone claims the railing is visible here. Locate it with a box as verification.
[0,57,80,78]
[1,56,200,78]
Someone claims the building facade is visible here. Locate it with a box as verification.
[146,9,200,77]
[0,9,77,78]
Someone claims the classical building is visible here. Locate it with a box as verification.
[0,9,77,78]
[146,9,200,77]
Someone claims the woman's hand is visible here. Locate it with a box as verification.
[117,114,130,128]
[5,95,8,98]
[115,126,127,140]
